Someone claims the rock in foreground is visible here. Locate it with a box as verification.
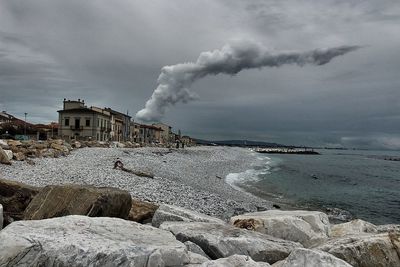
[160,221,302,264]
[128,199,159,223]
[152,204,225,228]
[272,248,352,267]
[316,232,400,267]
[330,219,378,237]
[24,184,132,220]
[230,210,330,247]
[0,178,40,225]
[0,215,191,266]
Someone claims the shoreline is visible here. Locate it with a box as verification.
[0,146,273,220]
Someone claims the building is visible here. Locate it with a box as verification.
[130,122,141,143]
[139,124,163,144]
[58,99,112,141]
[34,122,59,140]
[181,135,195,146]
[152,122,172,144]
[0,111,15,125]
[104,108,131,142]
[58,99,134,142]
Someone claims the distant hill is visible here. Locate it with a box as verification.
[194,139,290,148]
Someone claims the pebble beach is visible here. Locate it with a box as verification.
[0,146,272,219]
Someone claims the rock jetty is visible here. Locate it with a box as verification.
[0,178,399,266]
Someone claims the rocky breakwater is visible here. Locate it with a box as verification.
[0,139,73,163]
[0,139,142,164]
[0,177,399,266]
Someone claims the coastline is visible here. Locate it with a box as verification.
[0,146,272,219]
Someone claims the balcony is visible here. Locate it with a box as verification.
[70,126,83,131]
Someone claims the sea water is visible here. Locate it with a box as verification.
[226,149,400,224]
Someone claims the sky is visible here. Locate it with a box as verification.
[0,0,399,149]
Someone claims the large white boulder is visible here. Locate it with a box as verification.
[316,232,400,267]
[272,248,352,267]
[160,221,302,264]
[152,204,225,227]
[0,215,193,266]
[192,255,271,267]
[0,147,11,165]
[3,149,13,160]
[230,210,330,247]
[331,219,378,237]
[0,204,3,230]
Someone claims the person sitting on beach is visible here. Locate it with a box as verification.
[113,158,124,169]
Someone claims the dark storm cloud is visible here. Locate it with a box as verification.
[0,0,399,149]
[136,41,359,121]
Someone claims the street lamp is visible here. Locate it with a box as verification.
[24,112,28,138]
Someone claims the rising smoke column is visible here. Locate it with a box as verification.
[136,41,360,122]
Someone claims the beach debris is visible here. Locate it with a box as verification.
[113,158,154,179]
[113,158,124,169]
[233,218,264,231]
[23,184,132,220]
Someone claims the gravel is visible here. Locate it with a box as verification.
[0,146,272,220]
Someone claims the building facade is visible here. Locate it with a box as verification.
[130,122,141,143]
[0,111,14,125]
[139,124,163,144]
[58,99,112,141]
[104,108,131,142]
[152,123,172,144]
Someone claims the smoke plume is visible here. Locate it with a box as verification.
[136,41,360,122]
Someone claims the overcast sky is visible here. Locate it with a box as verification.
[0,0,399,149]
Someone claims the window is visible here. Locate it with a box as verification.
[86,119,90,127]
[65,118,69,126]
[75,119,80,129]
[97,119,100,127]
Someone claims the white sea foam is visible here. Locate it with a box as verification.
[225,153,274,192]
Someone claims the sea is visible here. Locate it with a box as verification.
[226,148,400,225]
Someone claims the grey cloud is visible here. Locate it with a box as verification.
[136,41,359,121]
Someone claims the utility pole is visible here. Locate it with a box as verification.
[24,112,28,138]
